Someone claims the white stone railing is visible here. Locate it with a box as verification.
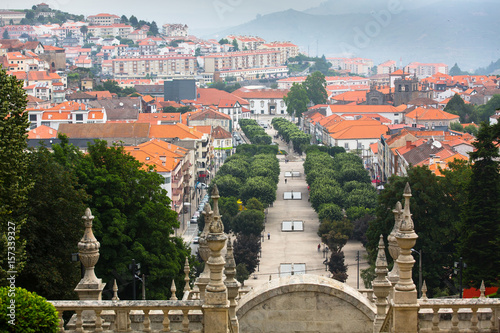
[50,300,204,333]
[418,298,500,333]
[358,288,375,302]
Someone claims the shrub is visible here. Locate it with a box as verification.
[0,287,59,332]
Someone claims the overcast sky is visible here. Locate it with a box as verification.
[5,0,444,33]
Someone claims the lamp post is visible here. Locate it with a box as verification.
[411,248,423,298]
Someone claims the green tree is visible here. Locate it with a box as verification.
[213,175,242,198]
[2,30,9,39]
[218,38,230,45]
[121,15,128,23]
[310,183,345,211]
[328,250,348,282]
[476,94,500,122]
[0,67,31,281]
[235,263,250,286]
[17,146,88,300]
[309,55,332,75]
[129,15,138,27]
[318,218,353,253]
[459,122,500,287]
[195,48,201,57]
[367,166,460,295]
[449,63,466,76]
[283,83,308,120]
[232,209,265,236]
[245,198,264,211]
[444,94,475,123]
[74,140,190,299]
[303,71,328,105]
[318,203,343,222]
[233,233,260,274]
[231,39,239,51]
[240,177,276,207]
[149,21,159,35]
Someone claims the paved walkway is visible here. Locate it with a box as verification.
[184,119,369,290]
[244,125,369,290]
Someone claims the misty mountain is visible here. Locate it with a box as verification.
[207,1,500,70]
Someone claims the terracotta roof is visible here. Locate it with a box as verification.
[329,105,402,114]
[27,71,52,81]
[405,107,459,121]
[137,112,181,124]
[149,123,204,140]
[212,125,231,139]
[188,109,230,121]
[87,91,113,100]
[218,99,240,108]
[28,125,58,139]
[332,90,367,103]
[330,124,389,140]
[58,123,150,138]
[196,88,249,106]
[193,125,212,135]
[232,88,289,99]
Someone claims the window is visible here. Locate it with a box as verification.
[29,114,37,122]
[76,114,83,121]
[164,176,171,184]
[251,101,254,107]
[260,101,264,107]
[344,143,349,149]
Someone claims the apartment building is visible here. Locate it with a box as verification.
[111,54,196,79]
[87,13,121,26]
[87,24,133,39]
[203,50,282,73]
[258,42,299,62]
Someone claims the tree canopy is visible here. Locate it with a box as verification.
[0,66,31,281]
[283,83,308,119]
[303,71,328,105]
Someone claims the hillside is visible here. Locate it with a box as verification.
[207,1,500,70]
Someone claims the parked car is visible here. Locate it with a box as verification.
[197,183,208,189]
[193,236,200,244]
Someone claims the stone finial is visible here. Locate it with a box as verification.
[209,185,223,234]
[421,281,428,301]
[375,235,388,271]
[78,208,101,284]
[401,183,414,232]
[479,280,486,299]
[388,201,403,282]
[170,280,177,300]
[372,235,392,333]
[112,279,120,301]
[395,184,418,292]
[224,236,240,333]
[184,257,191,292]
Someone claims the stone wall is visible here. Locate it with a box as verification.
[236,275,376,333]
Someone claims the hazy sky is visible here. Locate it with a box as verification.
[4,0,443,33]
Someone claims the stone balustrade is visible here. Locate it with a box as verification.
[418,298,500,333]
[50,300,204,332]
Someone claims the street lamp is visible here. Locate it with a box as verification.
[411,248,423,298]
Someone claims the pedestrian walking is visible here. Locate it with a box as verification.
[267,232,270,240]
[317,244,321,252]
[285,178,287,184]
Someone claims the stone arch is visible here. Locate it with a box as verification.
[236,275,376,333]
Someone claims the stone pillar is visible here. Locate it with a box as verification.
[392,183,419,333]
[69,208,105,331]
[224,236,240,333]
[196,203,213,301]
[202,185,229,333]
[74,208,104,300]
[387,201,403,285]
[372,235,391,333]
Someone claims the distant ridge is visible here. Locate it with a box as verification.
[206,1,500,70]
